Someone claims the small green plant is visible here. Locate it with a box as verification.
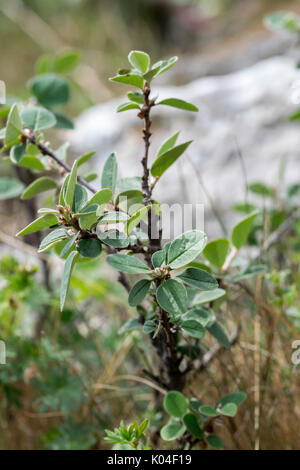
[0,49,260,449]
[105,420,151,450]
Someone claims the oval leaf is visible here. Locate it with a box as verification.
[30,73,70,107]
[181,319,205,339]
[202,238,230,269]
[231,212,258,250]
[107,254,151,274]
[21,106,56,131]
[0,177,24,200]
[151,141,192,178]
[157,98,198,112]
[128,50,150,73]
[21,177,57,200]
[177,267,218,290]
[101,153,118,193]
[160,421,186,441]
[17,214,58,237]
[168,230,207,269]
[60,251,78,311]
[156,279,187,318]
[128,279,151,307]
[164,391,187,418]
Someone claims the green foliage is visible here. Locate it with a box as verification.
[21,177,57,200]
[30,73,70,108]
[101,152,118,193]
[105,420,150,450]
[0,177,24,200]
[202,238,229,269]
[231,212,258,250]
[163,391,187,418]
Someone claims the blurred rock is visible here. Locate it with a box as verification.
[69,56,300,237]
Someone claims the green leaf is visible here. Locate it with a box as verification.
[206,434,223,449]
[54,50,81,73]
[85,188,112,208]
[117,102,140,113]
[183,306,215,328]
[127,92,144,105]
[217,403,237,417]
[193,288,226,305]
[84,173,97,183]
[99,230,129,249]
[157,98,198,112]
[116,190,143,213]
[21,107,56,131]
[216,392,247,408]
[0,177,25,200]
[110,74,144,90]
[128,279,151,307]
[101,153,118,193]
[289,109,300,121]
[30,73,70,107]
[118,318,142,335]
[17,214,58,236]
[21,177,57,200]
[125,205,150,235]
[59,174,69,205]
[60,251,78,311]
[38,207,59,215]
[207,322,230,348]
[107,254,151,274]
[35,54,52,74]
[60,233,77,258]
[152,56,178,77]
[18,156,45,170]
[128,50,150,73]
[156,279,187,318]
[143,320,156,334]
[77,238,102,258]
[199,405,218,417]
[99,211,129,224]
[72,184,88,212]
[77,151,96,167]
[177,267,218,290]
[183,413,203,438]
[264,11,300,33]
[38,228,68,253]
[231,212,258,250]
[202,238,229,269]
[167,230,207,269]
[65,160,78,206]
[164,391,187,418]
[160,421,186,441]
[5,104,22,147]
[53,112,74,129]
[151,141,192,177]
[248,182,273,197]
[117,176,142,191]
[157,131,180,158]
[78,204,99,230]
[233,202,257,214]
[10,143,26,163]
[231,264,266,281]
[181,319,205,339]
[151,250,166,268]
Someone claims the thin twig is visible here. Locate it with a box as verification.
[24,132,97,194]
